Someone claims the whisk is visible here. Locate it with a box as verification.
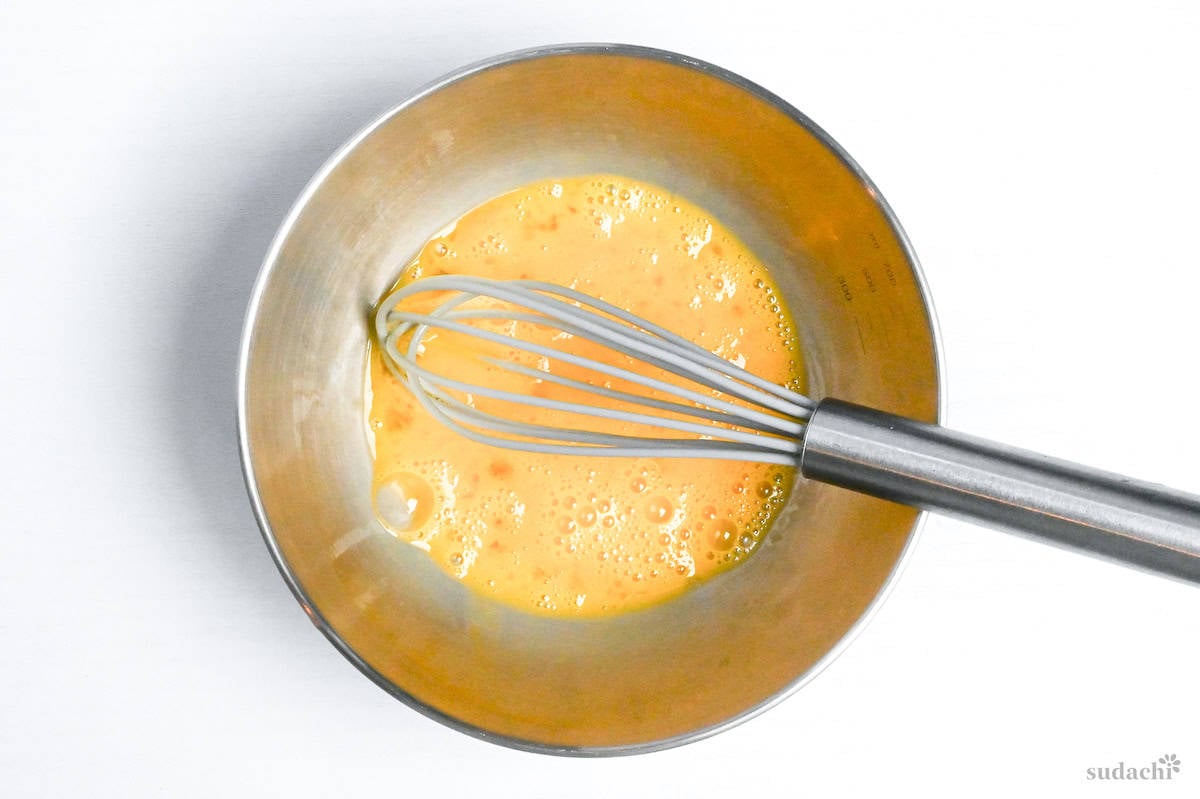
[374,274,1200,582]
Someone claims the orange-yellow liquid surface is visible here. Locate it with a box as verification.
[368,175,804,617]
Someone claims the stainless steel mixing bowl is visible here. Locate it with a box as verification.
[238,43,944,754]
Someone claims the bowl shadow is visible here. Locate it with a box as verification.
[157,69,452,638]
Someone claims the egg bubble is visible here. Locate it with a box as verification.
[645,497,674,524]
[712,520,738,550]
[374,472,436,535]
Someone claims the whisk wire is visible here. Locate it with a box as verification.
[426,385,800,457]
[484,358,799,437]
[378,275,813,419]
[373,276,812,465]
[513,279,814,413]
[383,308,805,438]
[393,353,800,452]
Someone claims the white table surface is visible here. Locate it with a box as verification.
[2,1,1198,795]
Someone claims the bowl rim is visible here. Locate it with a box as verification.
[235,41,947,757]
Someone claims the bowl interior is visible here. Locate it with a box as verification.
[240,47,941,752]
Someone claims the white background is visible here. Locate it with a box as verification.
[2,1,1198,796]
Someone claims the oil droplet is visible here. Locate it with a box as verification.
[631,477,647,493]
[433,242,449,256]
[578,509,597,527]
[756,481,774,499]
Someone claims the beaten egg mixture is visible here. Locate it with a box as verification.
[368,175,804,617]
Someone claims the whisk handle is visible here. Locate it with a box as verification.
[800,399,1200,583]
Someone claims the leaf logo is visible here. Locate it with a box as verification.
[1157,754,1181,773]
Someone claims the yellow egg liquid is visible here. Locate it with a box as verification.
[368,175,804,617]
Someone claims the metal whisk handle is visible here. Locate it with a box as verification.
[800,400,1200,583]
